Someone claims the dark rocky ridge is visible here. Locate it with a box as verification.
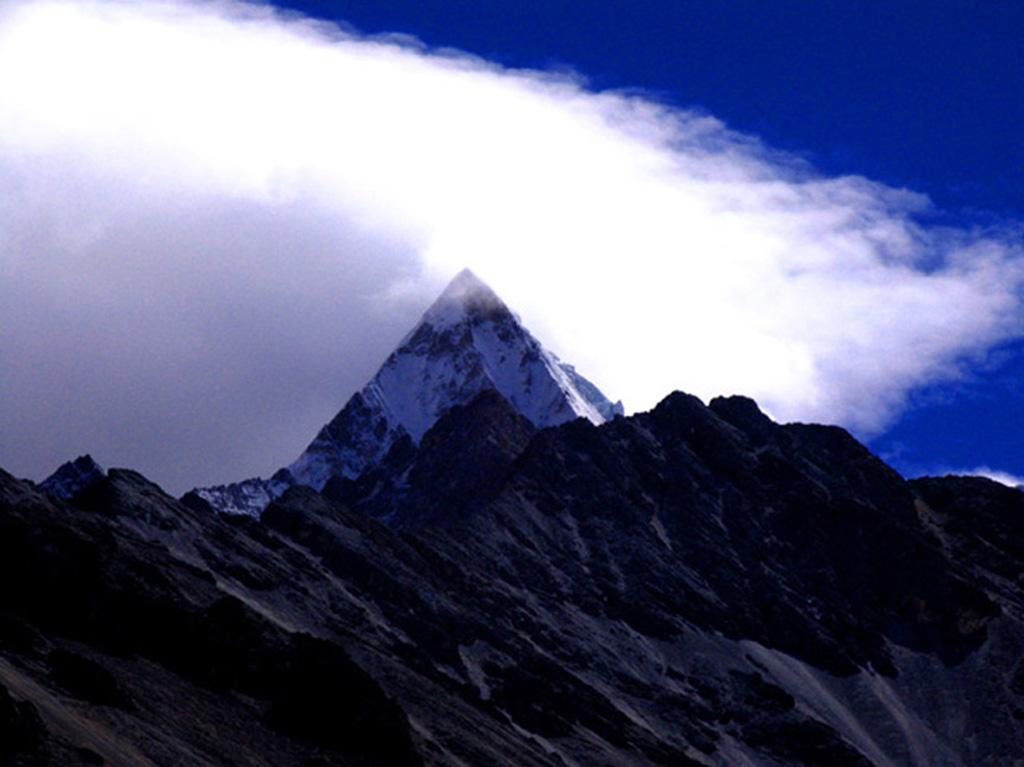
[39,455,105,500]
[2,390,1024,765]
[331,388,538,528]
[0,467,421,767]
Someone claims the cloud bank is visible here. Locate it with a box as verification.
[2,0,1023,493]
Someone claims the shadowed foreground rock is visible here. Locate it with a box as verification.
[2,390,1023,765]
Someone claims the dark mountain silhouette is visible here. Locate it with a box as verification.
[5,388,1023,765]
[8,275,1024,765]
[39,455,105,500]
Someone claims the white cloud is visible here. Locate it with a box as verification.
[1,0,1023,493]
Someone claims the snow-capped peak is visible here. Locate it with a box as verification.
[415,268,513,334]
[195,269,622,513]
[357,268,620,445]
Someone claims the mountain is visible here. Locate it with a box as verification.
[39,455,105,499]
[3,388,1023,766]
[192,269,622,516]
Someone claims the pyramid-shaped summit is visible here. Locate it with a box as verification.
[289,268,622,487]
[194,269,622,515]
[417,267,512,330]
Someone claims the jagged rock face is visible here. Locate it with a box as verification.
[284,391,1022,765]
[0,468,422,767]
[4,391,1024,766]
[910,475,1024,607]
[39,455,105,499]
[194,269,621,515]
[336,389,538,528]
[455,392,997,673]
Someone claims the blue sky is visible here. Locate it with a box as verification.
[1,0,1022,491]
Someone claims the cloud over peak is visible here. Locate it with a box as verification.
[2,0,1023,492]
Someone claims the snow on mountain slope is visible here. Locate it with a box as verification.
[194,269,621,514]
[187,471,294,517]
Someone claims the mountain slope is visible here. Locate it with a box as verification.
[7,390,1018,765]
[194,269,621,515]
[0,467,422,767]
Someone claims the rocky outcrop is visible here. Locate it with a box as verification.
[0,467,421,767]
[39,455,105,500]
[3,390,1023,765]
